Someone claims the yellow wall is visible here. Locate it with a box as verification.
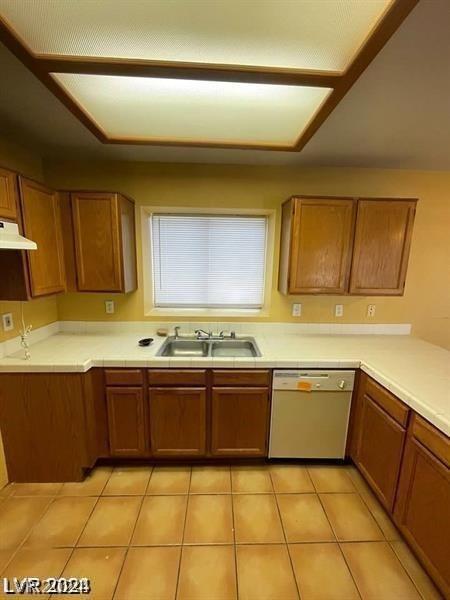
[0,136,59,344]
[45,161,450,350]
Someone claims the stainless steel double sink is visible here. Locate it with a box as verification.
[156,336,261,358]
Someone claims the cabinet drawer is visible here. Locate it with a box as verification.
[212,370,270,387]
[148,369,206,386]
[412,414,450,467]
[105,369,143,386]
[364,376,409,426]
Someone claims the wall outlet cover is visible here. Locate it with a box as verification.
[335,304,344,318]
[105,300,115,314]
[367,304,376,317]
[292,303,302,317]
[2,312,14,332]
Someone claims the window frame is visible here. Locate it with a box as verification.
[141,206,275,317]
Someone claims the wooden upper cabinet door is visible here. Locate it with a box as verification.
[350,199,416,295]
[211,387,270,457]
[19,177,66,297]
[0,167,18,219]
[149,387,206,457]
[355,393,406,512]
[71,192,123,292]
[394,436,450,597]
[288,198,356,294]
[106,387,146,457]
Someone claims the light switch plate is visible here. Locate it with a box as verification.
[292,303,302,317]
[105,300,115,314]
[335,304,344,318]
[367,304,376,317]
[2,313,14,331]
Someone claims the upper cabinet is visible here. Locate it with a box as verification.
[279,197,355,294]
[0,167,18,220]
[19,177,66,297]
[71,192,137,293]
[0,170,66,301]
[349,200,416,295]
[279,195,417,296]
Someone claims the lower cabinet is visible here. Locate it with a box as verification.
[106,387,147,457]
[149,387,206,457]
[211,387,269,457]
[394,417,450,598]
[351,373,408,512]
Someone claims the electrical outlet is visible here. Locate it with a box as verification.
[292,303,302,317]
[335,304,344,318]
[2,313,14,332]
[367,304,376,317]
[105,300,115,314]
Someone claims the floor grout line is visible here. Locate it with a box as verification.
[230,465,240,600]
[174,466,192,600]
[270,470,302,600]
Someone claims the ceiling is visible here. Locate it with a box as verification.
[0,0,449,168]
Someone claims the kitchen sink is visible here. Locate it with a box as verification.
[158,339,209,357]
[211,340,261,357]
[157,336,261,357]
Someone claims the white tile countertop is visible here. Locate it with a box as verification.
[0,322,448,436]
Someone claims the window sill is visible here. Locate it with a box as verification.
[146,307,269,318]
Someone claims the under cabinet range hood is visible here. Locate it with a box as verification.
[0,221,37,250]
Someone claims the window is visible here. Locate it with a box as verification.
[151,214,267,309]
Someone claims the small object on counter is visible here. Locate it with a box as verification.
[156,328,169,337]
[138,337,153,347]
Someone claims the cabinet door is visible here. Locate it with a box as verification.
[211,387,269,457]
[71,192,123,291]
[19,178,66,296]
[149,388,206,457]
[0,167,18,219]
[106,387,146,457]
[350,199,416,295]
[355,393,406,512]
[289,198,355,294]
[394,437,450,597]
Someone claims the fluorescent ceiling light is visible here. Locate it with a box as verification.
[0,0,393,73]
[53,73,332,146]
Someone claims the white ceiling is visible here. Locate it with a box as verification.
[0,0,449,169]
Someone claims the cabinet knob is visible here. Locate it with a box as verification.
[338,380,346,390]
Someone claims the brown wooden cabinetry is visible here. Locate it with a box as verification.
[350,199,416,295]
[351,373,408,511]
[279,195,416,296]
[279,197,355,294]
[211,387,269,457]
[0,166,18,219]
[106,387,146,457]
[19,177,66,296]
[394,415,450,597]
[71,192,137,292]
[149,387,206,457]
[0,171,66,300]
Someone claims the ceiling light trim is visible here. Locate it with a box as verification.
[0,0,419,152]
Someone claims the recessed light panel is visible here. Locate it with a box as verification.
[1,0,393,73]
[52,74,332,146]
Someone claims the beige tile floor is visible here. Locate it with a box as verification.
[0,463,443,600]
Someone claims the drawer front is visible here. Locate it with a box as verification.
[105,369,143,386]
[412,414,450,467]
[148,369,206,387]
[364,375,409,426]
[212,370,270,387]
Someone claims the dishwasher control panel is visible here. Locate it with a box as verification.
[272,370,355,392]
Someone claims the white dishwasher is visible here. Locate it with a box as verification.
[269,370,355,459]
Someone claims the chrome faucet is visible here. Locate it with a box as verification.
[195,329,212,339]
[219,330,236,339]
[174,326,181,339]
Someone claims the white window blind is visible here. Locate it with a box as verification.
[151,214,267,308]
